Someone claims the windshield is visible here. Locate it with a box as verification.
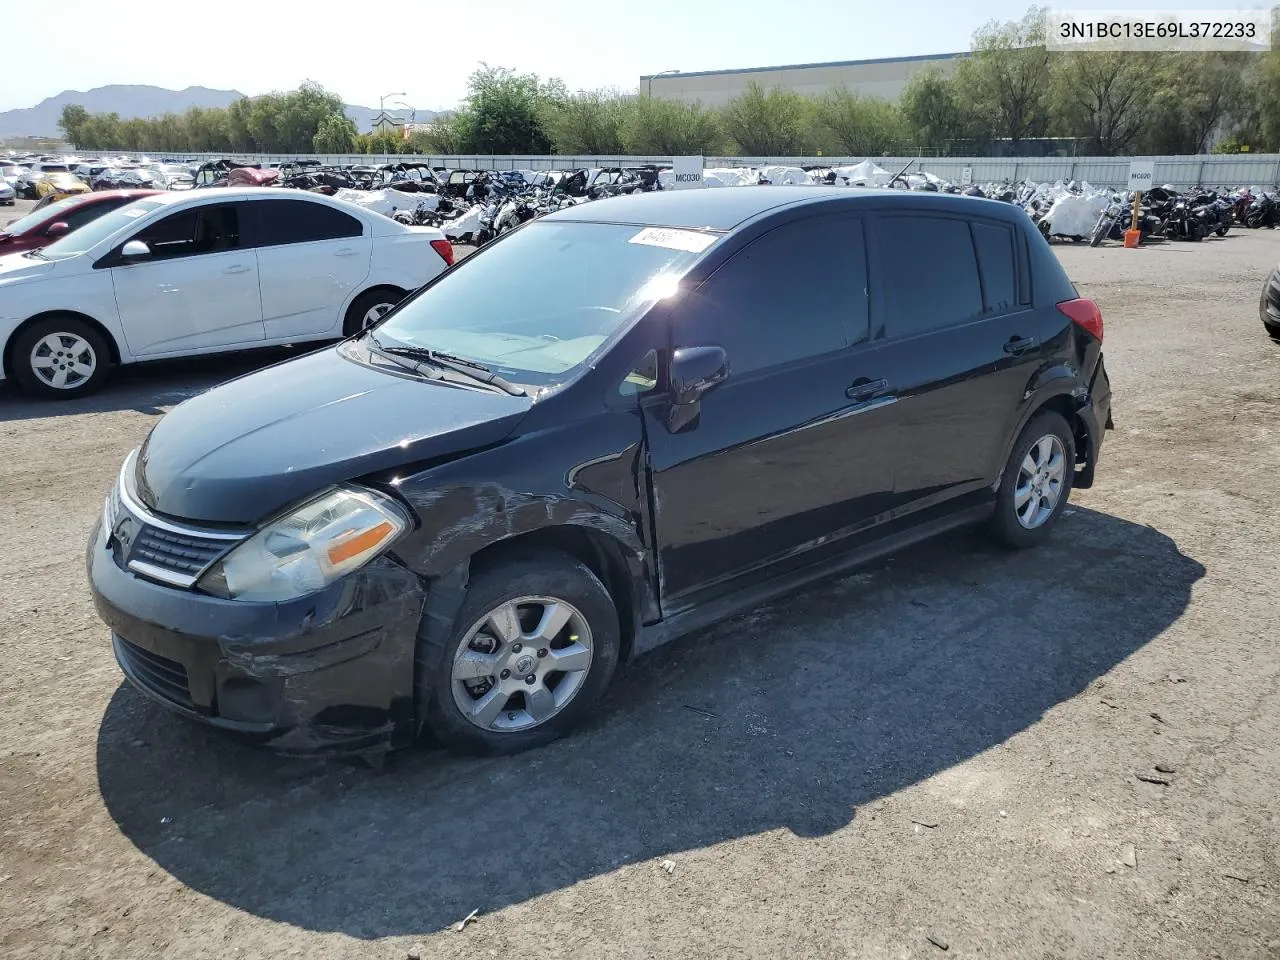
[39,199,164,260]
[3,196,83,234]
[371,221,715,387]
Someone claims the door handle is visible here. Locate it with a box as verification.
[222,264,250,275]
[846,377,888,402]
[334,248,359,257]
[1003,335,1038,355]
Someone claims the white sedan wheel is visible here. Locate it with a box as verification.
[29,333,98,391]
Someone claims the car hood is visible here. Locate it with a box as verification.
[133,345,534,524]
[0,251,59,283]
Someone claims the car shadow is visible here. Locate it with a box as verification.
[96,508,1203,939]
[0,345,325,422]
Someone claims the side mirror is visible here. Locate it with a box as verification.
[120,240,150,259]
[45,221,70,237]
[666,345,728,433]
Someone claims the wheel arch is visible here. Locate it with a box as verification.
[999,380,1095,490]
[464,524,645,663]
[342,284,411,335]
[3,309,121,379]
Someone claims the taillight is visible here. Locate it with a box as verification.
[430,238,454,266]
[1057,297,1103,343]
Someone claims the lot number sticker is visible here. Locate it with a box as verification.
[629,227,717,253]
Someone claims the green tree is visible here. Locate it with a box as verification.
[622,97,721,154]
[899,69,973,153]
[541,89,627,154]
[313,112,358,153]
[720,82,813,155]
[1141,52,1249,153]
[463,65,563,154]
[816,88,900,155]
[416,112,470,154]
[955,7,1053,148]
[58,104,90,146]
[1051,51,1156,155]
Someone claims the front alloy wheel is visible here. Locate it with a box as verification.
[419,550,621,755]
[451,597,594,732]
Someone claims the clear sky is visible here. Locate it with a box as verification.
[0,0,1265,112]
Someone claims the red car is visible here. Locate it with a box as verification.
[0,189,162,255]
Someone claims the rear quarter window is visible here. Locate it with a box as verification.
[971,221,1018,314]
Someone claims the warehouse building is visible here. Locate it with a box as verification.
[639,52,968,107]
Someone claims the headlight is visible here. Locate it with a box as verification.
[197,485,412,602]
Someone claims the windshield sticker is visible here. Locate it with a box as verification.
[628,227,716,253]
[120,208,148,218]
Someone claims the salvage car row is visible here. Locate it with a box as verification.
[0,187,453,396]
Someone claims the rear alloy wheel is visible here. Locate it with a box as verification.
[988,410,1076,549]
[11,317,110,399]
[420,551,620,755]
[343,288,405,337]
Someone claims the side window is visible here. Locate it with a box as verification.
[676,215,868,376]
[877,215,983,338]
[62,202,118,231]
[618,349,659,397]
[971,221,1018,314]
[253,199,363,246]
[130,204,241,260]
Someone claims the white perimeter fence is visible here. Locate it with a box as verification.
[73,150,1280,189]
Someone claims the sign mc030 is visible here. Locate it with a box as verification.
[671,156,705,189]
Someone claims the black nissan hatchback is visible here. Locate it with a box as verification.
[88,187,1113,757]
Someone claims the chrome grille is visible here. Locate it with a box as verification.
[132,526,231,577]
[108,449,249,588]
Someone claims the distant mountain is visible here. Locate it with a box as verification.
[0,85,244,138]
[0,85,432,139]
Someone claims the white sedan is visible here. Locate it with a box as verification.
[0,187,455,398]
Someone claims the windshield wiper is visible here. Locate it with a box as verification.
[22,249,49,260]
[366,335,526,396]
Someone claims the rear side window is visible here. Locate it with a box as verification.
[252,199,363,246]
[677,215,868,375]
[971,221,1018,314]
[877,215,983,338]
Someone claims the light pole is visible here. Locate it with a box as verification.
[379,91,406,115]
[645,69,680,99]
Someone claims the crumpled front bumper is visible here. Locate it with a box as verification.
[87,517,428,754]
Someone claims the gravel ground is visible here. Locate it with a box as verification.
[1,223,1278,960]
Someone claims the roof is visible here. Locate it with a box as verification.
[640,51,968,82]
[543,186,1024,231]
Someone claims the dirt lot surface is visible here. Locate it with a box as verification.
[2,224,1278,960]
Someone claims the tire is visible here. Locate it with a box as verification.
[1260,283,1280,342]
[987,410,1076,549]
[1089,215,1109,247]
[418,550,621,756]
[342,287,405,337]
[10,315,112,399]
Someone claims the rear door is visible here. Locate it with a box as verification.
[109,201,265,357]
[643,213,897,610]
[246,198,372,339]
[870,212,1042,512]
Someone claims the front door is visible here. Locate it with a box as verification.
[246,198,373,339]
[642,214,897,612]
[110,202,265,357]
